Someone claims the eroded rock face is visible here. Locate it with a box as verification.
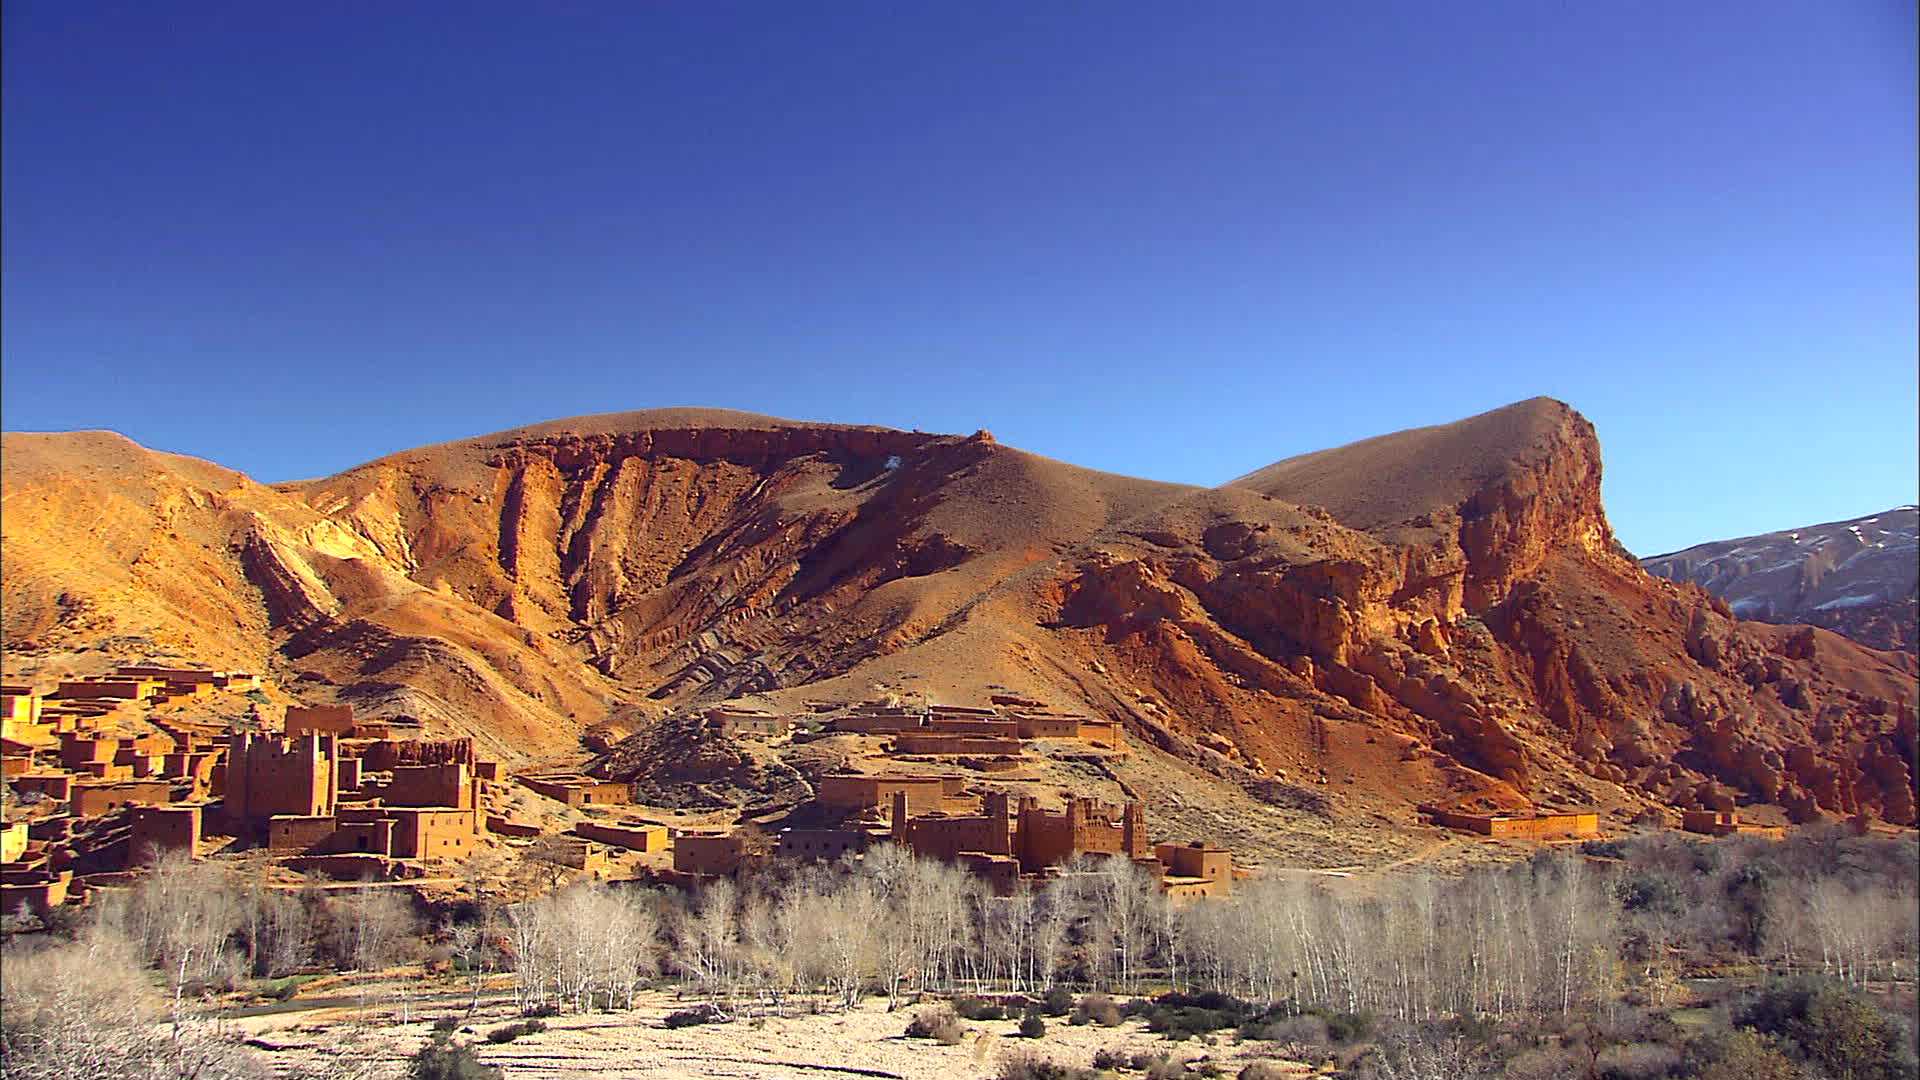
[1051,400,1916,822]
[5,402,1913,826]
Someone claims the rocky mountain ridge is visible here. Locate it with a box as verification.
[4,400,1914,831]
[1642,506,1918,653]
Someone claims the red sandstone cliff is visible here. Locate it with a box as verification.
[4,402,1913,826]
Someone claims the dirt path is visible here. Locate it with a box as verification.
[1262,834,1467,883]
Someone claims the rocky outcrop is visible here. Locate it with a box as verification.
[239,528,340,630]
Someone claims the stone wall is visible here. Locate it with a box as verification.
[574,820,668,852]
[285,704,356,737]
[71,780,172,817]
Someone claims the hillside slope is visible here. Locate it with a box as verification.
[4,401,1913,829]
[1642,507,1918,654]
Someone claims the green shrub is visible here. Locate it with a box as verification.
[1019,1010,1048,1039]
[484,1019,547,1044]
[956,995,1009,1021]
[664,1004,727,1028]
[1737,981,1916,1080]
[1596,1041,1682,1080]
[1245,1013,1327,1050]
[1681,1029,1799,1080]
[408,1031,502,1080]
[1620,872,1688,914]
[1042,985,1075,1017]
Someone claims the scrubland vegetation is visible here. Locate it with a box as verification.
[2,828,1915,1079]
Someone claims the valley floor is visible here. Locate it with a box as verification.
[236,985,1305,1079]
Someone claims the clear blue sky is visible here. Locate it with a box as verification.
[4,2,1913,556]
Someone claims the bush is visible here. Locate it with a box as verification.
[1681,1029,1799,1080]
[906,1006,966,1045]
[1142,1055,1187,1080]
[523,1002,561,1019]
[1596,1041,1682,1080]
[1322,1010,1374,1044]
[1091,1048,1126,1070]
[484,1019,547,1044]
[1246,1012,1327,1051]
[956,995,1009,1021]
[409,1030,503,1080]
[1736,981,1916,1080]
[1042,985,1075,1017]
[1073,992,1123,1028]
[995,1051,1096,1080]
[1019,1010,1048,1039]
[1239,1064,1290,1080]
[663,1004,727,1028]
[1620,872,1688,914]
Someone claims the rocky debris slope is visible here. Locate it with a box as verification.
[1642,506,1918,653]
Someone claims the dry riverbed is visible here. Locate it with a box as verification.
[235,987,1314,1079]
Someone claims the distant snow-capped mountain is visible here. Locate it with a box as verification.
[1642,506,1918,653]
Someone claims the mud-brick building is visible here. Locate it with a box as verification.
[228,733,339,837]
[816,773,960,817]
[515,773,632,807]
[131,806,201,863]
[892,733,1024,756]
[674,832,747,876]
[1155,841,1234,898]
[284,704,357,737]
[385,762,479,810]
[891,793,1152,880]
[574,820,669,853]
[71,780,172,817]
[1,820,27,863]
[775,827,875,861]
[1680,809,1786,839]
[1015,797,1149,870]
[706,706,791,739]
[269,806,479,861]
[1419,806,1598,840]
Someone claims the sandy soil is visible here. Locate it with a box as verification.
[235,986,1312,1079]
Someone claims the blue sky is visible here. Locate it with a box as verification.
[3,2,1913,556]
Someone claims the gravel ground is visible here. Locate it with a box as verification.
[236,987,1316,1079]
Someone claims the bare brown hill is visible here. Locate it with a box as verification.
[4,401,1913,829]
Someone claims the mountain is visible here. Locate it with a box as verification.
[5,399,1915,848]
[1642,507,1919,654]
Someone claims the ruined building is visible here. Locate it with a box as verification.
[891,792,1157,887]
